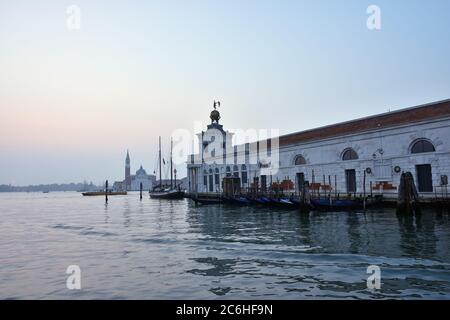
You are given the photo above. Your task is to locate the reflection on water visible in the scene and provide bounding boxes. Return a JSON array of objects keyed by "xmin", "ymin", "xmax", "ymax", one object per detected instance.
[
  {"xmin": 397, "ymin": 212, "xmax": 439, "ymax": 260},
  {"xmin": 0, "ymin": 192, "xmax": 449, "ymax": 299}
]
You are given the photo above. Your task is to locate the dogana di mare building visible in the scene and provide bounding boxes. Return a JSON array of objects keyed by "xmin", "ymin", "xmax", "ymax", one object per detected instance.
[{"xmin": 187, "ymin": 99, "xmax": 450, "ymax": 198}]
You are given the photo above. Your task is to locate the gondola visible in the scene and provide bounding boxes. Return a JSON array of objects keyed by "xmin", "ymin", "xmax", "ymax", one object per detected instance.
[
  {"xmin": 310, "ymin": 196, "xmax": 382, "ymax": 211},
  {"xmin": 245, "ymin": 196, "xmax": 271, "ymax": 205},
  {"xmin": 190, "ymin": 195, "xmax": 223, "ymax": 205},
  {"xmin": 225, "ymin": 196, "xmax": 252, "ymax": 206},
  {"xmin": 311, "ymin": 199, "xmax": 359, "ymax": 210},
  {"xmin": 271, "ymin": 198, "xmax": 298, "ymax": 210}
]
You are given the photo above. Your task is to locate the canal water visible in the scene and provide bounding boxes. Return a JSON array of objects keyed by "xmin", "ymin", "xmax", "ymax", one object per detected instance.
[{"xmin": 1, "ymin": 192, "xmax": 449, "ymax": 299}]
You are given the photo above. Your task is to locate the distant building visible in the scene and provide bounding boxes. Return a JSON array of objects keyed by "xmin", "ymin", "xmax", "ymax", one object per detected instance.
[
  {"xmin": 131, "ymin": 165, "xmax": 155, "ymax": 191},
  {"xmin": 125, "ymin": 150, "xmax": 131, "ymax": 190},
  {"xmin": 113, "ymin": 151, "xmax": 156, "ymax": 191},
  {"xmin": 187, "ymin": 99, "xmax": 450, "ymax": 197}
]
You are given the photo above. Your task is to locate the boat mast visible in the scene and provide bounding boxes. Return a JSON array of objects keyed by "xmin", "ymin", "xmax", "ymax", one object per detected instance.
[
  {"xmin": 159, "ymin": 136, "xmax": 162, "ymax": 188},
  {"xmin": 170, "ymin": 137, "xmax": 173, "ymax": 189}
]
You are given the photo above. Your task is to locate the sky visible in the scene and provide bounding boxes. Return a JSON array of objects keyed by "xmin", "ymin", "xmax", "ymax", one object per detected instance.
[{"xmin": 1, "ymin": 0, "xmax": 450, "ymax": 185}]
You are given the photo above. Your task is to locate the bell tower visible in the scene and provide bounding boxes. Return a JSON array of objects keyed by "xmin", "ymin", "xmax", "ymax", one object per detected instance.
[{"xmin": 125, "ymin": 150, "xmax": 131, "ymax": 190}]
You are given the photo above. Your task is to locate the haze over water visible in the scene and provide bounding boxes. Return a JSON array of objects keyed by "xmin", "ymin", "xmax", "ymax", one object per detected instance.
[{"xmin": 1, "ymin": 192, "xmax": 449, "ymax": 299}]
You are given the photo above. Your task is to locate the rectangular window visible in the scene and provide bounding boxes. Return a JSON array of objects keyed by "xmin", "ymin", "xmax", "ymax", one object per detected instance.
[{"xmin": 242, "ymin": 171, "xmax": 248, "ymax": 184}]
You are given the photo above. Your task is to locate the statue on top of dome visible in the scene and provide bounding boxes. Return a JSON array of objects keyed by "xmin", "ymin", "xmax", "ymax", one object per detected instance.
[{"xmin": 210, "ymin": 100, "xmax": 221, "ymax": 124}]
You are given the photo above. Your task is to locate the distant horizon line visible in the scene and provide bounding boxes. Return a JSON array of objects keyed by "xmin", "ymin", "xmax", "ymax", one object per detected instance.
[{"xmin": 0, "ymin": 177, "xmax": 188, "ymax": 188}]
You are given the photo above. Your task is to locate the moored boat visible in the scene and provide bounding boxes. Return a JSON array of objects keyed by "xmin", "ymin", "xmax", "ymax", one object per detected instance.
[
  {"xmin": 190, "ymin": 195, "xmax": 223, "ymax": 205},
  {"xmin": 82, "ymin": 191, "xmax": 127, "ymax": 196},
  {"xmin": 225, "ymin": 196, "xmax": 251, "ymax": 206},
  {"xmin": 310, "ymin": 196, "xmax": 382, "ymax": 211},
  {"xmin": 150, "ymin": 188, "xmax": 184, "ymax": 199},
  {"xmin": 271, "ymin": 198, "xmax": 298, "ymax": 210},
  {"xmin": 149, "ymin": 136, "xmax": 185, "ymax": 200}
]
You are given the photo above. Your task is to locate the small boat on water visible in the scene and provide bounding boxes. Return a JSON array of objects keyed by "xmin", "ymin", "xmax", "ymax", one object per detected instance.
[
  {"xmin": 150, "ymin": 187, "xmax": 184, "ymax": 199},
  {"xmin": 270, "ymin": 198, "xmax": 298, "ymax": 210},
  {"xmin": 82, "ymin": 191, "xmax": 127, "ymax": 196},
  {"xmin": 311, "ymin": 199, "xmax": 358, "ymax": 210},
  {"xmin": 190, "ymin": 195, "xmax": 224, "ymax": 205},
  {"xmin": 246, "ymin": 196, "xmax": 271, "ymax": 205},
  {"xmin": 225, "ymin": 196, "xmax": 251, "ymax": 206},
  {"xmin": 149, "ymin": 136, "xmax": 184, "ymax": 200},
  {"xmin": 311, "ymin": 196, "xmax": 382, "ymax": 211}
]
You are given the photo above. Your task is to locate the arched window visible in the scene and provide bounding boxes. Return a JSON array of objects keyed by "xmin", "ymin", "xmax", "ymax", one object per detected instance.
[
  {"xmin": 411, "ymin": 139, "xmax": 435, "ymax": 154},
  {"xmin": 294, "ymin": 155, "xmax": 306, "ymax": 165},
  {"xmin": 342, "ymin": 148, "xmax": 358, "ymax": 161},
  {"xmin": 226, "ymin": 166, "xmax": 231, "ymax": 177}
]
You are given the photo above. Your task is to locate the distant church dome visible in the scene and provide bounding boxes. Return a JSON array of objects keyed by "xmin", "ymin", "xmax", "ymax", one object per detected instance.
[
  {"xmin": 136, "ymin": 165, "xmax": 147, "ymax": 175},
  {"xmin": 210, "ymin": 109, "xmax": 220, "ymax": 123}
]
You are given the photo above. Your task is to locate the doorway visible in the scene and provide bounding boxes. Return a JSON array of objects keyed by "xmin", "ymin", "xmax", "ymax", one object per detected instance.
[
  {"xmin": 296, "ymin": 172, "xmax": 305, "ymax": 194},
  {"xmin": 416, "ymin": 164, "xmax": 433, "ymax": 192},
  {"xmin": 261, "ymin": 175, "xmax": 267, "ymax": 191},
  {"xmin": 345, "ymin": 169, "xmax": 356, "ymax": 193},
  {"xmin": 208, "ymin": 175, "xmax": 214, "ymax": 192}
]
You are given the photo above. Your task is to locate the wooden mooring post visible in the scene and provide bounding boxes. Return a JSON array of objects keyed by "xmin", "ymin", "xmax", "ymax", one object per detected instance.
[
  {"xmin": 363, "ymin": 169, "xmax": 367, "ymax": 210},
  {"xmin": 397, "ymin": 172, "xmax": 419, "ymax": 215},
  {"xmin": 334, "ymin": 175, "xmax": 337, "ymax": 199},
  {"xmin": 328, "ymin": 175, "xmax": 332, "ymax": 205},
  {"xmin": 105, "ymin": 180, "xmax": 109, "ymax": 204},
  {"xmin": 140, "ymin": 182, "xmax": 143, "ymax": 200}
]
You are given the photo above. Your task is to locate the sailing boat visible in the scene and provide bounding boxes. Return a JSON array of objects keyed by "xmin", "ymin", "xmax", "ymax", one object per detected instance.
[{"xmin": 149, "ymin": 136, "xmax": 185, "ymax": 199}]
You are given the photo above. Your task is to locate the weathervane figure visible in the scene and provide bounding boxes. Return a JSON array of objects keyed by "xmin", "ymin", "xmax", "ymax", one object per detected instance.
[{"xmin": 210, "ymin": 100, "xmax": 221, "ymax": 124}]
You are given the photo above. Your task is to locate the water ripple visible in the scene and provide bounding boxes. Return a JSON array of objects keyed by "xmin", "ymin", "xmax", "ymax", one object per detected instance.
[{"xmin": 0, "ymin": 192, "xmax": 449, "ymax": 299}]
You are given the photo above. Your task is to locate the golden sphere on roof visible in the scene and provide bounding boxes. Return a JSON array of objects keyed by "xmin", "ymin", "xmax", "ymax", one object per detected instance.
[{"xmin": 210, "ymin": 109, "xmax": 220, "ymax": 123}]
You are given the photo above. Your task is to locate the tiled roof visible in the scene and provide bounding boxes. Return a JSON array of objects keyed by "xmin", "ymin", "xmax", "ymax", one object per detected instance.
[{"xmin": 278, "ymin": 99, "xmax": 450, "ymax": 146}]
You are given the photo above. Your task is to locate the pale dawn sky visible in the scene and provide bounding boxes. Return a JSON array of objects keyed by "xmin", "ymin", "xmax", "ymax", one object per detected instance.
[{"xmin": 1, "ymin": 0, "xmax": 450, "ymax": 185}]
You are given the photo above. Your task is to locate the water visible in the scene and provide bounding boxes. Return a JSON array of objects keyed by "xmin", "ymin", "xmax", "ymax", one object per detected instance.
[{"xmin": 1, "ymin": 192, "xmax": 449, "ymax": 300}]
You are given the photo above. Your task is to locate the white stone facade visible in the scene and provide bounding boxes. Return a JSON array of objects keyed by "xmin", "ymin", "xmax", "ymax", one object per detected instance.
[
  {"xmin": 187, "ymin": 100, "xmax": 450, "ymax": 198},
  {"xmin": 276, "ymin": 118, "xmax": 449, "ymax": 197}
]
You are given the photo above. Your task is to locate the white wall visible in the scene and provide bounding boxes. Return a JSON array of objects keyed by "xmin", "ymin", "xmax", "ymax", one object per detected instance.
[{"xmin": 188, "ymin": 117, "xmax": 450, "ymax": 196}]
